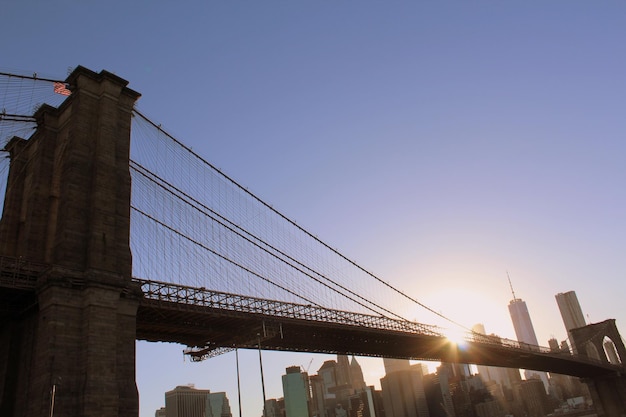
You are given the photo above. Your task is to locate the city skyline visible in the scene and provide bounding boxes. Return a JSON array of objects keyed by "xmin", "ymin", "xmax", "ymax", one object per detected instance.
[
  {"xmin": 147, "ymin": 283, "xmax": 612, "ymax": 415},
  {"xmin": 141, "ymin": 283, "xmax": 609, "ymax": 413},
  {"xmin": 155, "ymin": 347, "xmax": 590, "ymax": 417},
  {"xmin": 2, "ymin": 2, "xmax": 626, "ymax": 417}
]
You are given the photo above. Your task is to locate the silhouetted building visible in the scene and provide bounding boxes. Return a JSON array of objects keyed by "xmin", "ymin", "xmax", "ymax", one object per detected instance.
[
  {"xmin": 334, "ymin": 355, "xmax": 355, "ymax": 401},
  {"xmin": 547, "ymin": 337, "xmax": 588, "ymax": 402},
  {"xmin": 347, "ymin": 386, "xmax": 384, "ymax": 417},
  {"xmin": 283, "ymin": 366, "xmax": 311, "ymax": 417},
  {"xmin": 450, "ymin": 384, "xmax": 472, "ymax": 417},
  {"xmin": 548, "ymin": 337, "xmax": 560, "ymax": 351},
  {"xmin": 473, "ymin": 324, "xmax": 522, "ymax": 391},
  {"xmin": 265, "ymin": 398, "xmax": 285, "ymax": 417},
  {"xmin": 350, "ymin": 356, "xmax": 367, "ymax": 392},
  {"xmin": 310, "ymin": 358, "xmax": 380, "ymax": 417},
  {"xmin": 165, "ymin": 385, "xmax": 233, "ymax": 417},
  {"xmin": 507, "ymin": 289, "xmax": 549, "ymax": 392},
  {"xmin": 317, "ymin": 359, "xmax": 346, "ymax": 415},
  {"xmin": 318, "ymin": 360, "xmax": 340, "ymax": 402},
  {"xmin": 383, "ymin": 358, "xmax": 411, "ymax": 374},
  {"xmin": 518, "ymin": 378, "xmax": 552, "ymax": 416},
  {"xmin": 556, "ymin": 291, "xmax": 586, "ymax": 353},
  {"xmin": 206, "ymin": 392, "xmax": 232, "ymax": 417},
  {"xmin": 310, "ymin": 374, "xmax": 328, "ymax": 417},
  {"xmin": 561, "ymin": 339, "xmax": 571, "ymax": 352},
  {"xmin": 423, "ymin": 372, "xmax": 454, "ymax": 417},
  {"xmin": 556, "ymin": 291, "xmax": 586, "ymax": 331},
  {"xmin": 508, "ymin": 298, "xmax": 539, "ymax": 347},
  {"xmin": 435, "ymin": 364, "xmax": 456, "ymax": 417},
  {"xmin": 336, "ymin": 355, "xmax": 351, "ymax": 386},
  {"xmin": 474, "ymin": 399, "xmax": 503, "ymax": 417},
  {"xmin": 381, "ymin": 364, "xmax": 429, "ymax": 417},
  {"xmin": 165, "ymin": 385, "xmax": 210, "ymax": 417},
  {"xmin": 314, "ymin": 355, "xmax": 368, "ymax": 415}
]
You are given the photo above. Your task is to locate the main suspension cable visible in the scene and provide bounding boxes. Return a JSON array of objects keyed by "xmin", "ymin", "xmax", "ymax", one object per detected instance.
[
  {"xmin": 132, "ymin": 109, "xmax": 467, "ymax": 330},
  {"xmin": 131, "ymin": 161, "xmax": 412, "ymax": 322}
]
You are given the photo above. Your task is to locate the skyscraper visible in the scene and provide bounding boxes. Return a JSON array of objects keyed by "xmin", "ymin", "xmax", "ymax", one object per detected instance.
[
  {"xmin": 556, "ymin": 290, "xmax": 586, "ymax": 353},
  {"xmin": 336, "ymin": 355, "xmax": 352, "ymax": 390},
  {"xmin": 383, "ymin": 358, "xmax": 411, "ymax": 374},
  {"xmin": 508, "ymin": 298, "xmax": 539, "ymax": 347},
  {"xmin": 507, "ymin": 275, "xmax": 549, "ymax": 392},
  {"xmin": 350, "ymin": 356, "xmax": 367, "ymax": 391},
  {"xmin": 348, "ymin": 386, "xmax": 385, "ymax": 417},
  {"xmin": 518, "ymin": 379, "xmax": 551, "ymax": 416},
  {"xmin": 164, "ymin": 385, "xmax": 233, "ymax": 417},
  {"xmin": 165, "ymin": 385, "xmax": 210, "ymax": 417},
  {"xmin": 206, "ymin": 392, "xmax": 232, "ymax": 417},
  {"xmin": 282, "ymin": 366, "xmax": 311, "ymax": 417},
  {"xmin": 309, "ymin": 374, "xmax": 328, "ymax": 417},
  {"xmin": 380, "ymin": 363, "xmax": 430, "ymax": 417},
  {"xmin": 317, "ymin": 360, "xmax": 339, "ymax": 400},
  {"xmin": 264, "ymin": 399, "xmax": 284, "ymax": 417},
  {"xmin": 556, "ymin": 291, "xmax": 586, "ymax": 332}
]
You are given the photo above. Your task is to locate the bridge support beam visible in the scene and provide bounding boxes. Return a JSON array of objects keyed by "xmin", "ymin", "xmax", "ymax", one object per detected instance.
[{"xmin": 0, "ymin": 67, "xmax": 141, "ymax": 417}]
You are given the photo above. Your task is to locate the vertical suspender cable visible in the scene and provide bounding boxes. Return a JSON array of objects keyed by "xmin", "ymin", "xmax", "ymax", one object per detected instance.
[
  {"xmin": 49, "ymin": 384, "xmax": 56, "ymax": 417},
  {"xmin": 258, "ymin": 334, "xmax": 268, "ymax": 417},
  {"xmin": 236, "ymin": 348, "xmax": 243, "ymax": 417}
]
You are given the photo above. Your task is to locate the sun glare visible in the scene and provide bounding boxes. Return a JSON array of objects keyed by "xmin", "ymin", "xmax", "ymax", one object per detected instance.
[
  {"xmin": 417, "ymin": 285, "xmax": 513, "ymax": 340},
  {"xmin": 444, "ymin": 327, "xmax": 468, "ymax": 348}
]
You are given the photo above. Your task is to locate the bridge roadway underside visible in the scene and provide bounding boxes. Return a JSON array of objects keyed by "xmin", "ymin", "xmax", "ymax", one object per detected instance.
[
  {"xmin": 136, "ymin": 298, "xmax": 616, "ymax": 379},
  {"xmin": 1, "ymin": 274, "xmax": 618, "ymax": 380}
]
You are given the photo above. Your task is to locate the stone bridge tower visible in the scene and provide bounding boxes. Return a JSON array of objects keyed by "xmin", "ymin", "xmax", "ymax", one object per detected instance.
[
  {"xmin": 571, "ymin": 320, "xmax": 626, "ymax": 416},
  {"xmin": 0, "ymin": 67, "xmax": 141, "ymax": 417}
]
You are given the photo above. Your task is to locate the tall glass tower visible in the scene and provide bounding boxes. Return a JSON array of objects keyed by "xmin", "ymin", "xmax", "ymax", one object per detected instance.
[
  {"xmin": 555, "ymin": 290, "xmax": 586, "ymax": 354},
  {"xmin": 383, "ymin": 358, "xmax": 411, "ymax": 374},
  {"xmin": 508, "ymin": 298, "xmax": 539, "ymax": 346},
  {"xmin": 507, "ymin": 274, "xmax": 549, "ymax": 392},
  {"xmin": 282, "ymin": 366, "xmax": 311, "ymax": 417},
  {"xmin": 556, "ymin": 291, "xmax": 586, "ymax": 332}
]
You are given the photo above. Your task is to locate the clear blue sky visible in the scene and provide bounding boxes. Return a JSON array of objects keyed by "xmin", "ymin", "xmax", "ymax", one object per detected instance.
[{"xmin": 2, "ymin": 1, "xmax": 626, "ymax": 416}]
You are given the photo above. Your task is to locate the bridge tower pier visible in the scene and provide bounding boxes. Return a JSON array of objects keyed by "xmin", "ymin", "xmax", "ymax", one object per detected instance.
[
  {"xmin": 571, "ymin": 320, "xmax": 626, "ymax": 416},
  {"xmin": 0, "ymin": 67, "xmax": 141, "ymax": 417}
]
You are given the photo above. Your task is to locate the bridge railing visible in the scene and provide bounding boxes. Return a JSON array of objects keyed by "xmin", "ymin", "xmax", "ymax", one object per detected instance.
[
  {"xmin": 466, "ymin": 329, "xmax": 620, "ymax": 370},
  {"xmin": 134, "ymin": 277, "xmax": 444, "ymax": 337},
  {"xmin": 467, "ymin": 331, "xmax": 552, "ymax": 354}
]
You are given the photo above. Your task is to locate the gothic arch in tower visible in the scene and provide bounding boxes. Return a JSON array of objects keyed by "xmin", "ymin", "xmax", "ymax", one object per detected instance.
[{"xmin": 571, "ymin": 319, "xmax": 626, "ymax": 366}]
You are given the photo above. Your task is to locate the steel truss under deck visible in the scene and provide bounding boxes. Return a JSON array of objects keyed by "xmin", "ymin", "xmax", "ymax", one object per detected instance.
[{"xmin": 0, "ymin": 256, "xmax": 622, "ymax": 377}]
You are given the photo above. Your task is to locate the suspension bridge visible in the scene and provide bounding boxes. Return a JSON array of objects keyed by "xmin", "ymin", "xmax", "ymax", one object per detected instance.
[{"xmin": 1, "ymin": 67, "xmax": 625, "ymax": 417}]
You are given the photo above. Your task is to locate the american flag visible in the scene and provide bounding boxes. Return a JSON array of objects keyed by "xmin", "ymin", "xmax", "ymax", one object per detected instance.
[{"xmin": 53, "ymin": 82, "xmax": 71, "ymax": 96}]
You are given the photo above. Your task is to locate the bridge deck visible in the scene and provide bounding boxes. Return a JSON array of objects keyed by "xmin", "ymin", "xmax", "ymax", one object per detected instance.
[
  {"xmin": 0, "ymin": 259, "xmax": 621, "ymax": 379},
  {"xmin": 135, "ymin": 279, "xmax": 620, "ymax": 378}
]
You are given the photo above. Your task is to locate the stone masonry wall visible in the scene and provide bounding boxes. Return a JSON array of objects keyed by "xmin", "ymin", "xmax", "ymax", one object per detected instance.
[{"xmin": 0, "ymin": 66, "xmax": 142, "ymax": 417}]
